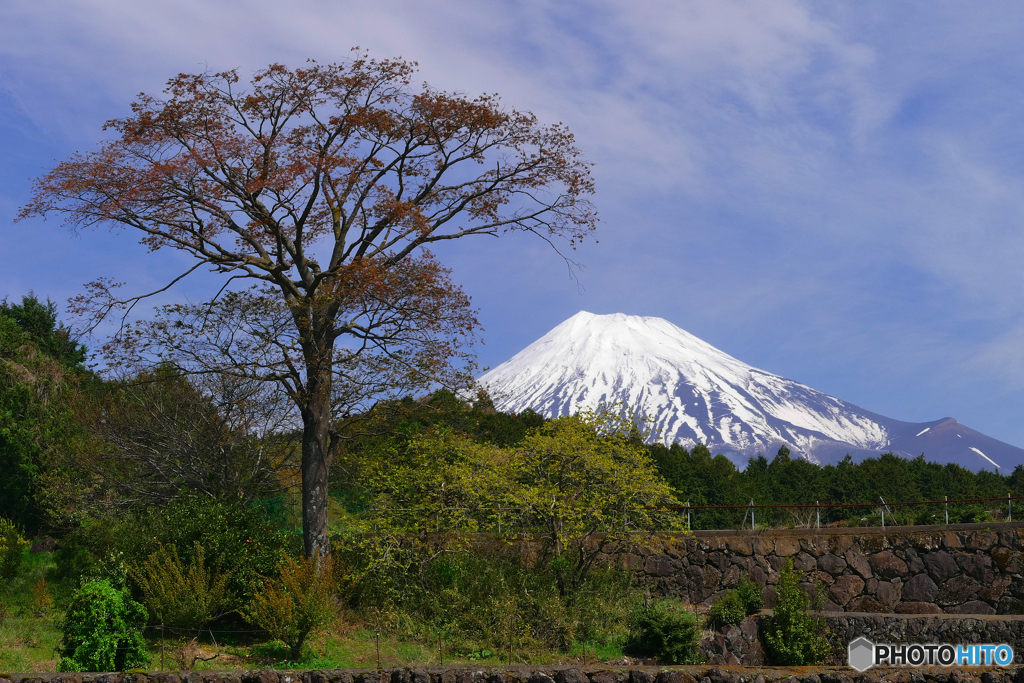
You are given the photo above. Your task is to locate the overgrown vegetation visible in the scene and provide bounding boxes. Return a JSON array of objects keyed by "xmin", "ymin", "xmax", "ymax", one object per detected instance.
[
  {"xmin": 56, "ymin": 580, "xmax": 148, "ymax": 672},
  {"xmin": 763, "ymin": 559, "xmax": 831, "ymax": 666},
  {"xmin": 626, "ymin": 599, "xmax": 702, "ymax": 664},
  {"xmin": 1, "ymin": 290, "xmax": 1019, "ymax": 672},
  {"xmin": 707, "ymin": 576, "xmax": 763, "ymax": 629}
]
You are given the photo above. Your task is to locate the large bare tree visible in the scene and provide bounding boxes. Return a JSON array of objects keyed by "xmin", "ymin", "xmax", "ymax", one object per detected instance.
[{"xmin": 19, "ymin": 55, "xmax": 597, "ymax": 558}]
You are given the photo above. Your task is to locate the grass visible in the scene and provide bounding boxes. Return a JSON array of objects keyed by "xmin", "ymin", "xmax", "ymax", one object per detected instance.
[
  {"xmin": 0, "ymin": 549, "xmax": 648, "ymax": 672},
  {"xmin": 0, "ymin": 544, "xmax": 700, "ymax": 671}
]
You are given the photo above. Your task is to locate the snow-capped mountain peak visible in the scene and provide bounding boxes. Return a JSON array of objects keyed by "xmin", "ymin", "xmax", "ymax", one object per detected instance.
[{"xmin": 478, "ymin": 312, "xmax": 1024, "ymax": 470}]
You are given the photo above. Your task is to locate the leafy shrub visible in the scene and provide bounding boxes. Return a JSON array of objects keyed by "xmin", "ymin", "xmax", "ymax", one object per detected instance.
[
  {"xmin": 114, "ymin": 495, "xmax": 292, "ymax": 610},
  {"xmin": 57, "ymin": 580, "xmax": 149, "ymax": 672},
  {"xmin": 626, "ymin": 599, "xmax": 702, "ymax": 664},
  {"xmin": 763, "ymin": 558, "xmax": 831, "ymax": 665},
  {"xmin": 708, "ymin": 590, "xmax": 746, "ymax": 629},
  {"xmin": 345, "ymin": 548, "xmax": 637, "ymax": 657},
  {"xmin": 128, "ymin": 541, "xmax": 232, "ymax": 628},
  {"xmin": 0, "ymin": 517, "xmax": 30, "ymax": 579},
  {"xmin": 242, "ymin": 550, "xmax": 339, "ymax": 661},
  {"xmin": 31, "ymin": 578, "xmax": 54, "ymax": 617},
  {"xmin": 736, "ymin": 575, "xmax": 764, "ymax": 613},
  {"xmin": 708, "ymin": 576, "xmax": 763, "ymax": 629}
]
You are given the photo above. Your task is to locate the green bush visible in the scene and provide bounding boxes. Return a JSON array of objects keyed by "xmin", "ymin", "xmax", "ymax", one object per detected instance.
[
  {"xmin": 626, "ymin": 600, "xmax": 702, "ymax": 665},
  {"xmin": 736, "ymin": 575, "xmax": 764, "ymax": 614},
  {"xmin": 708, "ymin": 590, "xmax": 746, "ymax": 629},
  {"xmin": 242, "ymin": 550, "xmax": 339, "ymax": 661},
  {"xmin": 708, "ymin": 576, "xmax": 763, "ymax": 629},
  {"xmin": 100, "ymin": 496, "xmax": 292, "ymax": 610},
  {"xmin": 344, "ymin": 548, "xmax": 637, "ymax": 658},
  {"xmin": 763, "ymin": 558, "xmax": 831, "ymax": 665},
  {"xmin": 0, "ymin": 517, "xmax": 30, "ymax": 579},
  {"xmin": 128, "ymin": 541, "xmax": 232, "ymax": 629},
  {"xmin": 57, "ymin": 580, "xmax": 149, "ymax": 672}
]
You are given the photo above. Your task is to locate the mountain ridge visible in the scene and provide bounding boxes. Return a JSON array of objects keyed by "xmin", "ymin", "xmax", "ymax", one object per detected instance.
[{"xmin": 478, "ymin": 311, "xmax": 1024, "ymax": 471}]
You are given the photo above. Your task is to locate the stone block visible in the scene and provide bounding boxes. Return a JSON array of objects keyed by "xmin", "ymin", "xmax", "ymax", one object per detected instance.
[
  {"xmin": 554, "ymin": 670, "xmax": 587, "ymax": 683},
  {"xmin": 644, "ymin": 554, "xmax": 676, "ymax": 577},
  {"xmin": 818, "ymin": 553, "xmax": 847, "ymax": 576},
  {"xmin": 775, "ymin": 537, "xmax": 801, "ymax": 556},
  {"xmin": 844, "ymin": 548, "xmax": 873, "ymax": 579},
  {"xmin": 876, "ymin": 580, "xmax": 901, "ymax": 607},
  {"xmin": 707, "ymin": 552, "xmax": 729, "ymax": 571},
  {"xmin": 902, "ymin": 573, "xmax": 939, "ymax": 603},
  {"xmin": 868, "ymin": 551, "xmax": 908, "ymax": 579},
  {"xmin": 945, "ymin": 599, "xmax": 996, "ymax": 615},
  {"xmin": 829, "ymin": 574, "xmax": 865, "ymax": 607},
  {"xmin": 725, "ymin": 537, "xmax": 752, "ymax": 555},
  {"xmin": 794, "ymin": 553, "xmax": 816, "ymax": 573},
  {"xmin": 924, "ymin": 551, "xmax": 959, "ymax": 582},
  {"xmin": 937, "ymin": 574, "xmax": 981, "ymax": 606},
  {"xmin": 848, "ymin": 596, "xmax": 888, "ymax": 613}
]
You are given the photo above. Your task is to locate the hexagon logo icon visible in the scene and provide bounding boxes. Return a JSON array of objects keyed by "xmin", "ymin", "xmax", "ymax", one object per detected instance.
[{"xmin": 848, "ymin": 637, "xmax": 874, "ymax": 672}]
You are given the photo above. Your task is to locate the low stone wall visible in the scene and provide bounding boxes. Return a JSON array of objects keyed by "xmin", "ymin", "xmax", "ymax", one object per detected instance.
[
  {"xmin": 8, "ymin": 665, "xmax": 1024, "ymax": 683},
  {"xmin": 701, "ymin": 614, "xmax": 1024, "ymax": 667},
  {"xmin": 617, "ymin": 523, "xmax": 1024, "ymax": 615}
]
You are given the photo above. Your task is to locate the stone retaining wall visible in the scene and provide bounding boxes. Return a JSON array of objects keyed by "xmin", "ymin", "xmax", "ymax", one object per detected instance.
[
  {"xmin": 702, "ymin": 614, "xmax": 1024, "ymax": 666},
  {"xmin": 7, "ymin": 665, "xmax": 1024, "ymax": 683},
  {"xmin": 618, "ymin": 523, "xmax": 1024, "ymax": 615}
]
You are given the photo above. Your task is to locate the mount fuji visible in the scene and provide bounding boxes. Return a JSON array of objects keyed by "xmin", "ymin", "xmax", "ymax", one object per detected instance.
[{"xmin": 478, "ymin": 311, "xmax": 1024, "ymax": 471}]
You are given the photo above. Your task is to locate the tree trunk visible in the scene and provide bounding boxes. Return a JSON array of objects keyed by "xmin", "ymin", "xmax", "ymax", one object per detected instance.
[{"xmin": 301, "ymin": 340, "xmax": 334, "ymax": 560}]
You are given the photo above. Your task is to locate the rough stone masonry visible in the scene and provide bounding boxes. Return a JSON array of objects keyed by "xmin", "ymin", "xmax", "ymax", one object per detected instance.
[{"xmin": 616, "ymin": 522, "xmax": 1024, "ymax": 615}]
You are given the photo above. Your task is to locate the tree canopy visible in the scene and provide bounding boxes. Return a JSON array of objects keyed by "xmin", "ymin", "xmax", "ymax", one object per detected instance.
[{"xmin": 20, "ymin": 54, "xmax": 597, "ymax": 557}]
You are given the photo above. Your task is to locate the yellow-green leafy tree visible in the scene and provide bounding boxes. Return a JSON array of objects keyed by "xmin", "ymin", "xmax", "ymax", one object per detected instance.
[{"xmin": 501, "ymin": 405, "xmax": 683, "ymax": 596}]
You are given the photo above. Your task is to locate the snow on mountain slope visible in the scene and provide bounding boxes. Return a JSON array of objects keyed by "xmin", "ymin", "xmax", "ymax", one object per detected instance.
[{"xmin": 478, "ymin": 312, "xmax": 1024, "ymax": 470}]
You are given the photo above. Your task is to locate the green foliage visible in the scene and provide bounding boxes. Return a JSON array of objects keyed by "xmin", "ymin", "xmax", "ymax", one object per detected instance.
[
  {"xmin": 736, "ymin": 575, "xmax": 764, "ymax": 614},
  {"xmin": 763, "ymin": 559, "xmax": 831, "ymax": 666},
  {"xmin": 626, "ymin": 599, "xmax": 702, "ymax": 664},
  {"xmin": 650, "ymin": 440, "xmax": 1019, "ymax": 528},
  {"xmin": 0, "ymin": 295, "xmax": 87, "ymax": 370},
  {"xmin": 707, "ymin": 590, "xmax": 746, "ymax": 629},
  {"xmin": 708, "ymin": 577, "xmax": 761, "ymax": 629},
  {"xmin": 114, "ymin": 496, "xmax": 292, "ymax": 610},
  {"xmin": 242, "ymin": 550, "xmax": 339, "ymax": 661},
  {"xmin": 127, "ymin": 542, "xmax": 232, "ymax": 628},
  {"xmin": 0, "ymin": 294, "xmax": 92, "ymax": 533},
  {"xmin": 503, "ymin": 405, "xmax": 683, "ymax": 595},
  {"xmin": 0, "ymin": 518, "xmax": 30, "ymax": 579},
  {"xmin": 57, "ymin": 580, "xmax": 149, "ymax": 672},
  {"xmin": 345, "ymin": 548, "xmax": 639, "ymax": 658}
]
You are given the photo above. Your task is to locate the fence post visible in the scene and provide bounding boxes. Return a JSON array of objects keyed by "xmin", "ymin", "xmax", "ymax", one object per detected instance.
[
  {"xmin": 750, "ymin": 499, "xmax": 755, "ymax": 531},
  {"xmin": 816, "ymin": 501, "xmax": 820, "ymax": 529},
  {"xmin": 945, "ymin": 496, "xmax": 948, "ymax": 526},
  {"xmin": 686, "ymin": 500, "xmax": 691, "ymax": 530}
]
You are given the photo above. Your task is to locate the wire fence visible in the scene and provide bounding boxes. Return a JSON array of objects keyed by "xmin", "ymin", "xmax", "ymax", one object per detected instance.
[
  {"xmin": 658, "ymin": 493, "xmax": 1022, "ymax": 531},
  {"xmin": 355, "ymin": 494, "xmax": 1023, "ymax": 533}
]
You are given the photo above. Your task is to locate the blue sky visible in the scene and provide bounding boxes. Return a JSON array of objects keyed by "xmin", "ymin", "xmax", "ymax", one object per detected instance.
[{"xmin": 4, "ymin": 1, "xmax": 1024, "ymax": 448}]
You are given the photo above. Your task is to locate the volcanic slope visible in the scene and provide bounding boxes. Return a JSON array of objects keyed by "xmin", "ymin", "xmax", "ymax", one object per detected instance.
[{"xmin": 477, "ymin": 311, "xmax": 1024, "ymax": 471}]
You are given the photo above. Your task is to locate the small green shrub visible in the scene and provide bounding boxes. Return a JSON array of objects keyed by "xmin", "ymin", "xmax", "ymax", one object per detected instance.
[
  {"xmin": 708, "ymin": 590, "xmax": 746, "ymax": 629},
  {"xmin": 708, "ymin": 576, "xmax": 763, "ymax": 629},
  {"xmin": 115, "ymin": 495, "xmax": 292, "ymax": 610},
  {"xmin": 128, "ymin": 541, "xmax": 232, "ymax": 629},
  {"xmin": 242, "ymin": 550, "xmax": 339, "ymax": 661},
  {"xmin": 57, "ymin": 580, "xmax": 149, "ymax": 672},
  {"xmin": 626, "ymin": 599, "xmax": 702, "ymax": 665},
  {"xmin": 0, "ymin": 517, "xmax": 30, "ymax": 579},
  {"xmin": 763, "ymin": 558, "xmax": 831, "ymax": 665},
  {"xmin": 736, "ymin": 575, "xmax": 764, "ymax": 613}
]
